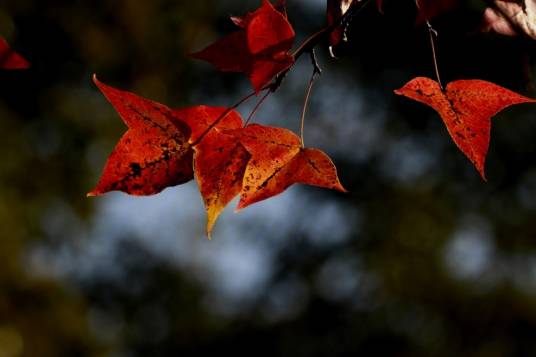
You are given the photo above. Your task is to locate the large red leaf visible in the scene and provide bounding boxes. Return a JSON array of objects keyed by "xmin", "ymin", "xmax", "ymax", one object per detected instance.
[
  {"xmin": 174, "ymin": 106, "xmax": 250, "ymax": 236},
  {"xmin": 89, "ymin": 76, "xmax": 194, "ymax": 196},
  {"xmin": 395, "ymin": 77, "xmax": 536, "ymax": 179},
  {"xmin": 0, "ymin": 37, "xmax": 30, "ymax": 70},
  {"xmin": 236, "ymin": 124, "xmax": 346, "ymax": 209},
  {"xmin": 191, "ymin": 0, "xmax": 295, "ymax": 92}
]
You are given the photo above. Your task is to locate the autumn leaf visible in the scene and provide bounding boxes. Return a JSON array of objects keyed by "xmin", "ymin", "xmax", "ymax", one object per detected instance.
[
  {"xmin": 327, "ymin": 0, "xmax": 357, "ymax": 51},
  {"xmin": 191, "ymin": 0, "xmax": 295, "ymax": 92},
  {"xmin": 481, "ymin": 0, "xmax": 536, "ymax": 39},
  {"xmin": 395, "ymin": 77, "xmax": 536, "ymax": 179},
  {"xmin": 89, "ymin": 75, "xmax": 194, "ymax": 196},
  {"xmin": 0, "ymin": 36, "xmax": 30, "ymax": 70},
  {"xmin": 376, "ymin": 0, "xmax": 459, "ymax": 24},
  {"xmin": 413, "ymin": 0, "xmax": 459, "ymax": 24},
  {"xmin": 327, "ymin": 0, "xmax": 458, "ymax": 54},
  {"xmin": 236, "ymin": 124, "xmax": 346, "ymax": 210},
  {"xmin": 174, "ymin": 106, "xmax": 250, "ymax": 236}
]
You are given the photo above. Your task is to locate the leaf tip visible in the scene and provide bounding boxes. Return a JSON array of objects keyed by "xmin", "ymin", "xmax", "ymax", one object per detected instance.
[
  {"xmin": 206, "ymin": 216, "xmax": 217, "ymax": 240},
  {"xmin": 92, "ymin": 74, "xmax": 107, "ymax": 92},
  {"xmin": 472, "ymin": 160, "xmax": 487, "ymax": 182},
  {"xmin": 235, "ymin": 200, "xmax": 248, "ymax": 212},
  {"xmin": 337, "ymin": 183, "xmax": 349, "ymax": 193},
  {"xmin": 205, "ymin": 203, "xmax": 230, "ymax": 240},
  {"xmin": 479, "ymin": 169, "xmax": 487, "ymax": 182}
]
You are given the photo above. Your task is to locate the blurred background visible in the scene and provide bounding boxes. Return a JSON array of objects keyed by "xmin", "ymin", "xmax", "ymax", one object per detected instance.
[{"xmin": 1, "ymin": 0, "xmax": 536, "ymax": 356}]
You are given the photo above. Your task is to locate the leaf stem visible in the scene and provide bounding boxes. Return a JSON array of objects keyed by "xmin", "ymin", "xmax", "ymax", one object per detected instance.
[
  {"xmin": 415, "ymin": 0, "xmax": 443, "ymax": 90},
  {"xmin": 427, "ymin": 20, "xmax": 443, "ymax": 90},
  {"xmin": 244, "ymin": 90, "xmax": 272, "ymax": 126},
  {"xmin": 300, "ymin": 51, "xmax": 322, "ymax": 148}
]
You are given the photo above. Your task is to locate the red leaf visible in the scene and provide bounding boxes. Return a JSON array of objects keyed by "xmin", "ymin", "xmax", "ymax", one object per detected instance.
[
  {"xmin": 328, "ymin": 0, "xmax": 458, "ymax": 50},
  {"xmin": 191, "ymin": 0, "xmax": 295, "ymax": 92},
  {"xmin": 0, "ymin": 37, "xmax": 30, "ymax": 70},
  {"xmin": 174, "ymin": 106, "xmax": 250, "ymax": 236},
  {"xmin": 89, "ymin": 76, "xmax": 194, "ymax": 196},
  {"xmin": 236, "ymin": 124, "xmax": 346, "ymax": 210},
  {"xmin": 376, "ymin": 0, "xmax": 459, "ymax": 24},
  {"xmin": 327, "ymin": 0, "xmax": 357, "ymax": 50},
  {"xmin": 414, "ymin": 0, "xmax": 459, "ymax": 24},
  {"xmin": 395, "ymin": 77, "xmax": 536, "ymax": 179}
]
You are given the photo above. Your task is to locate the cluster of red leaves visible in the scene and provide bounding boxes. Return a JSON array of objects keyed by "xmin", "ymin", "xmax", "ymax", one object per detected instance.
[
  {"xmin": 90, "ymin": 0, "xmax": 536, "ymax": 237},
  {"xmin": 0, "ymin": 37, "xmax": 30, "ymax": 70},
  {"xmin": 89, "ymin": 76, "xmax": 345, "ymax": 236},
  {"xmin": 90, "ymin": 0, "xmax": 348, "ymax": 237}
]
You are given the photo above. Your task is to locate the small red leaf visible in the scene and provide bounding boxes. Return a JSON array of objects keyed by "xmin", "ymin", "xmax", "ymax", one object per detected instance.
[
  {"xmin": 237, "ymin": 124, "xmax": 346, "ymax": 210},
  {"xmin": 395, "ymin": 77, "xmax": 536, "ymax": 179},
  {"xmin": 375, "ymin": 0, "xmax": 459, "ymax": 24},
  {"xmin": 327, "ymin": 0, "xmax": 357, "ymax": 50},
  {"xmin": 89, "ymin": 75, "xmax": 194, "ymax": 196},
  {"xmin": 0, "ymin": 37, "xmax": 30, "ymax": 70},
  {"xmin": 414, "ymin": 0, "xmax": 459, "ymax": 24},
  {"xmin": 191, "ymin": 0, "xmax": 295, "ymax": 92}
]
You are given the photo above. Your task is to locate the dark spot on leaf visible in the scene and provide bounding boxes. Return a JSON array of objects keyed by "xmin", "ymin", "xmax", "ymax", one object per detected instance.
[{"xmin": 130, "ymin": 162, "xmax": 142, "ymax": 177}]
